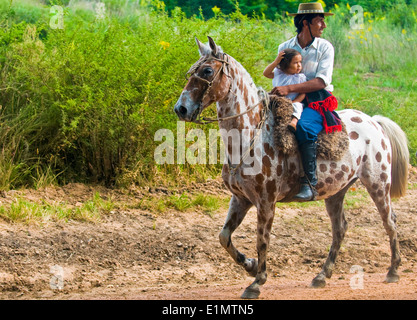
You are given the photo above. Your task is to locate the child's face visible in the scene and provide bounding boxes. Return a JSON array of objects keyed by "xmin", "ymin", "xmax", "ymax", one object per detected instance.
[{"xmin": 286, "ymin": 54, "xmax": 302, "ymax": 75}]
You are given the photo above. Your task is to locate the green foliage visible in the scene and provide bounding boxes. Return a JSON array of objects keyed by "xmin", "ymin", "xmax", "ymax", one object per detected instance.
[
  {"xmin": 162, "ymin": 0, "xmax": 417, "ymax": 25},
  {"xmin": 0, "ymin": 0, "xmax": 415, "ymax": 191},
  {"xmin": 0, "ymin": 191, "xmax": 114, "ymax": 224}
]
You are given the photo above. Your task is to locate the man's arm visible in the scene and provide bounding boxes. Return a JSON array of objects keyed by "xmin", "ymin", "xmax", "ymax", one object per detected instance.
[{"xmin": 270, "ymin": 77, "xmax": 326, "ymax": 96}]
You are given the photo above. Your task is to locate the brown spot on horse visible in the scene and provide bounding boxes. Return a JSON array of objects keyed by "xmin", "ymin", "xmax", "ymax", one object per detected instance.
[
  {"xmin": 349, "ymin": 131, "xmax": 359, "ymax": 140},
  {"xmin": 351, "ymin": 117, "xmax": 363, "ymax": 123}
]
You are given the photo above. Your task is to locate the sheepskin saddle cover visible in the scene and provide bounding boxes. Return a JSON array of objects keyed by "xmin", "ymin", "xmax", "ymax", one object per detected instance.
[{"xmin": 269, "ymin": 95, "xmax": 349, "ymax": 160}]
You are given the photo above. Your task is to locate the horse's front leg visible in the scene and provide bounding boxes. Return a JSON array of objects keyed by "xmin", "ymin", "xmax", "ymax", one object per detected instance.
[
  {"xmin": 219, "ymin": 195, "xmax": 257, "ymax": 276},
  {"xmin": 241, "ymin": 203, "xmax": 275, "ymax": 299}
]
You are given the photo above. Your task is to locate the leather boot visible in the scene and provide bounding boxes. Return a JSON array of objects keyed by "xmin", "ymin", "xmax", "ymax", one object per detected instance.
[{"xmin": 293, "ymin": 141, "xmax": 318, "ymax": 201}]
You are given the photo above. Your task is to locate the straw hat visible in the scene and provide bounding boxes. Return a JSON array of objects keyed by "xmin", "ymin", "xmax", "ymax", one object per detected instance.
[{"xmin": 288, "ymin": 2, "xmax": 334, "ymax": 16}]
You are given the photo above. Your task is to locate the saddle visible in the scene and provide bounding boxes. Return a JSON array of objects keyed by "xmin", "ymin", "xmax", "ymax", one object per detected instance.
[{"xmin": 269, "ymin": 95, "xmax": 349, "ymax": 160}]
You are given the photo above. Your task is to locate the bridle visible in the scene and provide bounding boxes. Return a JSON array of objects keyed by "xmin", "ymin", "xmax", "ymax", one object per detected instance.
[
  {"xmin": 185, "ymin": 52, "xmax": 271, "ymax": 175},
  {"xmin": 185, "ymin": 52, "xmax": 268, "ymax": 125}
]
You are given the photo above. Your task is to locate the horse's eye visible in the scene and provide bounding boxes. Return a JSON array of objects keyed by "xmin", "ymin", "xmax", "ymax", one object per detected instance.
[{"xmin": 203, "ymin": 67, "xmax": 213, "ymax": 76}]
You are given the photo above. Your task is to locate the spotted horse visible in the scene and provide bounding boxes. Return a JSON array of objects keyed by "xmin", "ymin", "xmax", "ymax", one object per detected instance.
[{"xmin": 173, "ymin": 37, "xmax": 409, "ymax": 299}]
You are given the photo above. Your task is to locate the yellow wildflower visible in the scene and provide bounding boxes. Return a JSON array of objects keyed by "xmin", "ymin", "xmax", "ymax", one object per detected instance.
[
  {"xmin": 402, "ymin": 29, "xmax": 407, "ymax": 35},
  {"xmin": 346, "ymin": 3, "xmax": 351, "ymax": 10},
  {"xmin": 159, "ymin": 41, "xmax": 170, "ymax": 50},
  {"xmin": 212, "ymin": 6, "xmax": 221, "ymax": 15}
]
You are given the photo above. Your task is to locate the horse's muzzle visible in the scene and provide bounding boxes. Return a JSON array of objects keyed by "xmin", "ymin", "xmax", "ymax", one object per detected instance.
[
  {"xmin": 174, "ymin": 104, "xmax": 188, "ymax": 120},
  {"xmin": 174, "ymin": 91, "xmax": 200, "ymax": 122}
]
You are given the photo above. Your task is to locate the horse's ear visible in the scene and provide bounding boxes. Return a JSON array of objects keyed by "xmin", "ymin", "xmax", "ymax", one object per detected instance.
[
  {"xmin": 196, "ymin": 37, "xmax": 209, "ymax": 56},
  {"xmin": 207, "ymin": 36, "xmax": 218, "ymax": 57}
]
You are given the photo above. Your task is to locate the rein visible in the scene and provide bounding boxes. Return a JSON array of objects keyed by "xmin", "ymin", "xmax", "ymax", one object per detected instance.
[
  {"xmin": 186, "ymin": 53, "xmax": 270, "ymax": 175},
  {"xmin": 193, "ymin": 100, "xmax": 265, "ymax": 125},
  {"xmin": 228, "ymin": 90, "xmax": 270, "ymax": 176}
]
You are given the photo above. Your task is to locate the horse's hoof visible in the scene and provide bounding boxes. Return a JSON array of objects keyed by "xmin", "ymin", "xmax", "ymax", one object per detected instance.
[
  {"xmin": 244, "ymin": 258, "xmax": 258, "ymax": 278},
  {"xmin": 310, "ymin": 276, "xmax": 326, "ymax": 288},
  {"xmin": 384, "ymin": 273, "xmax": 399, "ymax": 283},
  {"xmin": 241, "ymin": 287, "xmax": 260, "ymax": 299}
]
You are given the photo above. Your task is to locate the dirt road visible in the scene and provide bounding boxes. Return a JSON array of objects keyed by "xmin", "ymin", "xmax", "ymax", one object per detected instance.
[{"xmin": 0, "ymin": 172, "xmax": 416, "ymax": 300}]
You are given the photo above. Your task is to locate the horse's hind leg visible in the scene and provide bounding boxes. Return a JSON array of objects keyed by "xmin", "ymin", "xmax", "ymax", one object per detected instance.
[
  {"xmin": 311, "ymin": 180, "xmax": 356, "ymax": 288},
  {"xmin": 383, "ymin": 207, "xmax": 401, "ymax": 283},
  {"xmin": 219, "ymin": 195, "xmax": 257, "ymax": 277},
  {"xmin": 362, "ymin": 181, "xmax": 400, "ymax": 283}
]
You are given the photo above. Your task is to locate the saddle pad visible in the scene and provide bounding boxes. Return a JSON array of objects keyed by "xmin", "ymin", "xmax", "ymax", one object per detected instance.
[{"xmin": 270, "ymin": 95, "xmax": 349, "ymax": 160}]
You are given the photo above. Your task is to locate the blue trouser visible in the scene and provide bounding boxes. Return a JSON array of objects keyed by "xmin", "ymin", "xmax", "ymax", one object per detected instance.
[{"xmin": 294, "ymin": 107, "xmax": 323, "ymax": 146}]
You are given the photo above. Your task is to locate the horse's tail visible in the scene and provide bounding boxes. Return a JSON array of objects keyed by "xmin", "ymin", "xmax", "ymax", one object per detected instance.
[{"xmin": 373, "ymin": 115, "xmax": 409, "ymax": 198}]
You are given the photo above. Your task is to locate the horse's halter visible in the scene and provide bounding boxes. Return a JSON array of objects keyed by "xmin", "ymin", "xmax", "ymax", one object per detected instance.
[
  {"xmin": 185, "ymin": 52, "xmax": 268, "ymax": 125},
  {"xmin": 185, "ymin": 52, "xmax": 231, "ymax": 123}
]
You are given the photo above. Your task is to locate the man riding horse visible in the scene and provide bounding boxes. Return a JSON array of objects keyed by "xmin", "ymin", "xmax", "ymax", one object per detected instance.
[
  {"xmin": 174, "ymin": 2, "xmax": 409, "ymax": 299},
  {"xmin": 271, "ymin": 2, "xmax": 340, "ymax": 202}
]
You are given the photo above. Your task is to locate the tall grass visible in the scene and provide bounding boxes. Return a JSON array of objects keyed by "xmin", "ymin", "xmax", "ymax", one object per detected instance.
[{"xmin": 0, "ymin": 0, "xmax": 415, "ymax": 191}]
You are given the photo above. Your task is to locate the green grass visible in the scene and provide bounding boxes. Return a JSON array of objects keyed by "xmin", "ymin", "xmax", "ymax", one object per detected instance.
[
  {"xmin": 275, "ymin": 187, "xmax": 374, "ymax": 211},
  {"xmin": 132, "ymin": 192, "xmax": 229, "ymax": 216},
  {"xmin": 408, "ymin": 182, "xmax": 417, "ymax": 190},
  {"xmin": 0, "ymin": 192, "xmax": 114, "ymax": 225},
  {"xmin": 343, "ymin": 187, "xmax": 372, "ymax": 209}
]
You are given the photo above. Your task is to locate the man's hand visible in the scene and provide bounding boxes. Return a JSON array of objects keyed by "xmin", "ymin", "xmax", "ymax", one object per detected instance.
[
  {"xmin": 270, "ymin": 78, "xmax": 327, "ymax": 96},
  {"xmin": 270, "ymin": 86, "xmax": 290, "ymax": 96}
]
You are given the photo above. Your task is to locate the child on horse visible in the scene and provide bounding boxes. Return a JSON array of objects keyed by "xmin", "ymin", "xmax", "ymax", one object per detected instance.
[{"xmin": 263, "ymin": 48, "xmax": 307, "ymax": 133}]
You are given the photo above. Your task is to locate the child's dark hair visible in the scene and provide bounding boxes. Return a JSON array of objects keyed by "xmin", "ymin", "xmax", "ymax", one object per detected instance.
[{"xmin": 279, "ymin": 48, "xmax": 301, "ymax": 72}]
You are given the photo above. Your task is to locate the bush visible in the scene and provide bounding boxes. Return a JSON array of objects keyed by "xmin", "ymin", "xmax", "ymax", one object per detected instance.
[{"xmin": 0, "ymin": 0, "xmax": 415, "ymax": 191}]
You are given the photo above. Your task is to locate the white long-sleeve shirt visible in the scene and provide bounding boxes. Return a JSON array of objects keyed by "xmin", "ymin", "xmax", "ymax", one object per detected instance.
[{"xmin": 272, "ymin": 69, "xmax": 307, "ymax": 101}]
